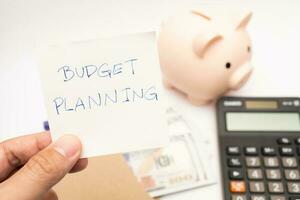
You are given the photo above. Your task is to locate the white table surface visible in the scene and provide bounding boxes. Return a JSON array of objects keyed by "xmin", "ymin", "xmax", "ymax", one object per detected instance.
[{"xmin": 1, "ymin": 1, "xmax": 300, "ymax": 199}]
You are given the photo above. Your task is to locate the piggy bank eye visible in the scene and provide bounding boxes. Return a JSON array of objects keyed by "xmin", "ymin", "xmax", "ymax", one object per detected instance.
[
  {"xmin": 247, "ymin": 46, "xmax": 251, "ymax": 52},
  {"xmin": 225, "ymin": 62, "xmax": 231, "ymax": 69}
]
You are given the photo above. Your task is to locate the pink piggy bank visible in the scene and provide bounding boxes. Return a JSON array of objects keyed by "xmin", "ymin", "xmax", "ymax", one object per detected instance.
[{"xmin": 158, "ymin": 9, "xmax": 253, "ymax": 105}]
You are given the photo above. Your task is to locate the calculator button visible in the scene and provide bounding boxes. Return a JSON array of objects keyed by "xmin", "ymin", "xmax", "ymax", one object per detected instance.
[
  {"xmin": 278, "ymin": 137, "xmax": 292, "ymax": 145},
  {"xmin": 249, "ymin": 181, "xmax": 265, "ymax": 193},
  {"xmin": 268, "ymin": 182, "xmax": 284, "ymax": 193},
  {"xmin": 285, "ymin": 170, "xmax": 300, "ymax": 180},
  {"xmin": 232, "ymin": 195, "xmax": 246, "ymax": 200},
  {"xmin": 227, "ymin": 146, "xmax": 241, "ymax": 155},
  {"xmin": 246, "ymin": 157, "xmax": 261, "ymax": 167},
  {"xmin": 289, "ymin": 197, "xmax": 300, "ymax": 200},
  {"xmin": 229, "ymin": 169, "xmax": 244, "ymax": 180},
  {"xmin": 262, "ymin": 147, "xmax": 276, "ymax": 156},
  {"xmin": 280, "ymin": 147, "xmax": 294, "ymax": 156},
  {"xmin": 282, "ymin": 157, "xmax": 298, "ymax": 168},
  {"xmin": 287, "ymin": 182, "xmax": 300, "ymax": 194},
  {"xmin": 295, "ymin": 138, "xmax": 300, "ymax": 145},
  {"xmin": 266, "ymin": 169, "xmax": 282, "ymax": 180},
  {"xmin": 248, "ymin": 169, "xmax": 263, "ymax": 180},
  {"xmin": 230, "ymin": 181, "xmax": 246, "ymax": 193},
  {"xmin": 245, "ymin": 147, "xmax": 259, "ymax": 155},
  {"xmin": 264, "ymin": 157, "xmax": 279, "ymax": 168},
  {"xmin": 228, "ymin": 158, "xmax": 242, "ymax": 167},
  {"xmin": 251, "ymin": 195, "xmax": 266, "ymax": 200},
  {"xmin": 270, "ymin": 196, "xmax": 286, "ymax": 200}
]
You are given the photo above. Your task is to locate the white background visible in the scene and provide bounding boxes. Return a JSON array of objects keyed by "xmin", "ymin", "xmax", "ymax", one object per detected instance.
[{"xmin": 1, "ymin": 0, "xmax": 300, "ymax": 199}]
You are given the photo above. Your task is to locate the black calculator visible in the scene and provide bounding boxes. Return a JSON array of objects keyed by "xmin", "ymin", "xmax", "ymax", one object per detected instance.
[{"xmin": 217, "ymin": 97, "xmax": 300, "ymax": 200}]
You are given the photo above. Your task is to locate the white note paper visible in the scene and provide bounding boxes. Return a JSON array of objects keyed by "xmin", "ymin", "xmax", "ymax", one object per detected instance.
[{"xmin": 39, "ymin": 32, "xmax": 168, "ymax": 157}]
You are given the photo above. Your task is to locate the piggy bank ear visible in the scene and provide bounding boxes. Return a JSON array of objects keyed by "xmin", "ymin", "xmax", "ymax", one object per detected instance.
[
  {"xmin": 193, "ymin": 32, "xmax": 222, "ymax": 58},
  {"xmin": 191, "ymin": 8, "xmax": 211, "ymax": 20},
  {"xmin": 236, "ymin": 11, "xmax": 252, "ymax": 30}
]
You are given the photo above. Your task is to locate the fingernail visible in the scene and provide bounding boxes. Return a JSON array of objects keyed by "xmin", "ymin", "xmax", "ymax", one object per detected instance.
[{"xmin": 53, "ymin": 135, "xmax": 81, "ymax": 158}]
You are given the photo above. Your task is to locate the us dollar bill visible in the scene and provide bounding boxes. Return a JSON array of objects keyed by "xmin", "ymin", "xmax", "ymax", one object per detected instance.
[{"xmin": 124, "ymin": 107, "xmax": 216, "ymax": 197}]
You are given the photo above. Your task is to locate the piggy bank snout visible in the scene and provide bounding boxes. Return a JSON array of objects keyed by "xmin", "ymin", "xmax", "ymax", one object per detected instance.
[{"xmin": 229, "ymin": 62, "xmax": 253, "ymax": 90}]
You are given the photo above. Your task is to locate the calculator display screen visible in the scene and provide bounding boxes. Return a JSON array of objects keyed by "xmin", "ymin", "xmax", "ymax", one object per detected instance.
[{"xmin": 226, "ymin": 112, "xmax": 300, "ymax": 132}]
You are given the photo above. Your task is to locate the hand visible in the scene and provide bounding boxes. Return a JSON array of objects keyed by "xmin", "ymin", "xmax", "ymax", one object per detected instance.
[{"xmin": 0, "ymin": 132, "xmax": 88, "ymax": 200}]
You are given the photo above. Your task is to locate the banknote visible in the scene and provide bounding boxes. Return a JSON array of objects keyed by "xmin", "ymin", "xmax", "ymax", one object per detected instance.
[{"xmin": 124, "ymin": 108, "xmax": 215, "ymax": 197}]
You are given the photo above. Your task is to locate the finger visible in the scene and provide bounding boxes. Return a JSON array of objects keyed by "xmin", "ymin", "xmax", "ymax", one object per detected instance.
[
  {"xmin": 69, "ymin": 158, "xmax": 88, "ymax": 173},
  {"xmin": 44, "ymin": 189, "xmax": 58, "ymax": 200},
  {"xmin": 0, "ymin": 132, "xmax": 51, "ymax": 182},
  {"xmin": 1, "ymin": 135, "xmax": 82, "ymax": 200}
]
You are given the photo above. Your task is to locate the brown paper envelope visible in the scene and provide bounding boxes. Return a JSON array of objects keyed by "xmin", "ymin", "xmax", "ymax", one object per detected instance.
[{"xmin": 54, "ymin": 154, "xmax": 154, "ymax": 200}]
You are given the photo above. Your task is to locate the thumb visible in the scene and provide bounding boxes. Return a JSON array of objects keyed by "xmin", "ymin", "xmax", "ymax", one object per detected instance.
[{"xmin": 2, "ymin": 135, "xmax": 82, "ymax": 200}]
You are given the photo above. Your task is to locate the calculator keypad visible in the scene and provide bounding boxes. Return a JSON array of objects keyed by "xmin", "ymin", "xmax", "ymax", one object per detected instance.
[{"xmin": 225, "ymin": 137, "xmax": 300, "ymax": 200}]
